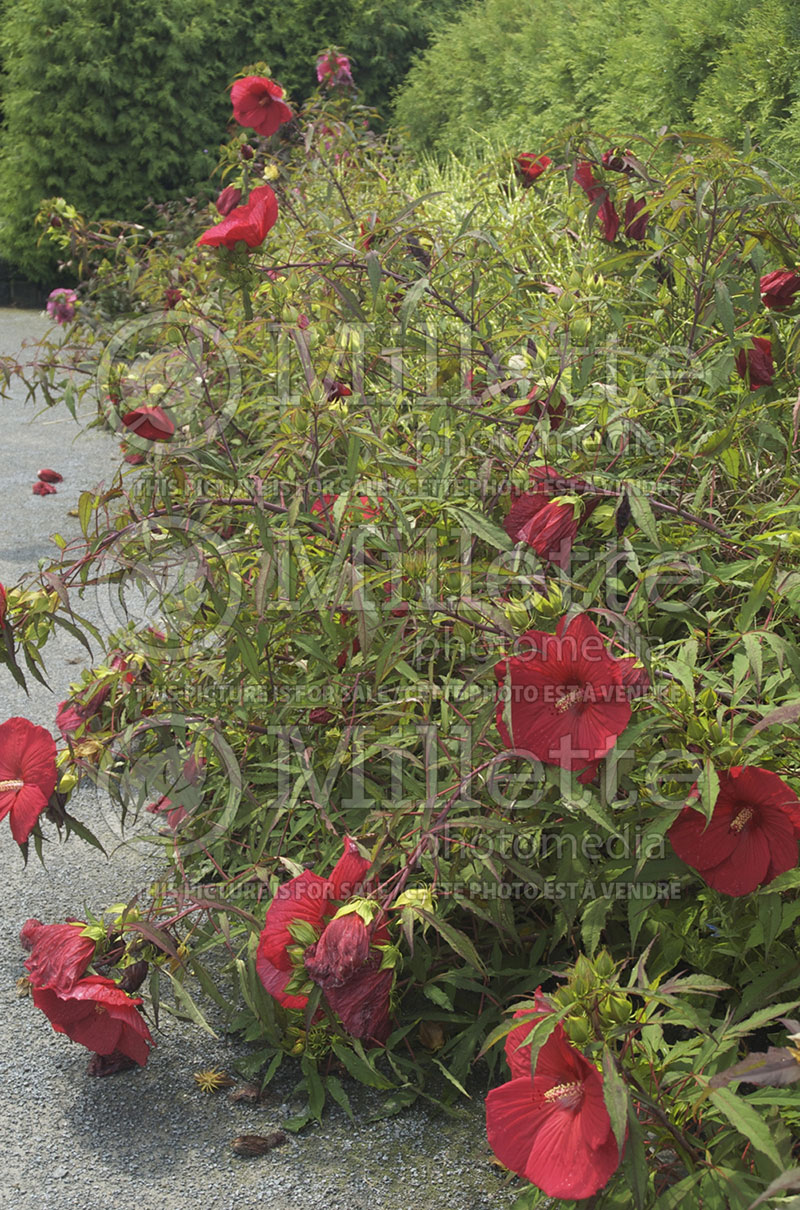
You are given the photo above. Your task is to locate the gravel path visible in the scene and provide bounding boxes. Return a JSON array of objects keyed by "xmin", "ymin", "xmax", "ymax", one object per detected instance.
[{"xmin": 0, "ymin": 309, "xmax": 520, "ymax": 1210}]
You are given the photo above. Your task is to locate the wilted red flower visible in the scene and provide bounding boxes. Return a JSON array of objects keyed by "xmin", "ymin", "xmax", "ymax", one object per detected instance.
[
  {"xmin": 164, "ymin": 287, "xmax": 183, "ymax": 309},
  {"xmin": 20, "ymin": 918, "xmax": 95, "ymax": 993},
  {"xmin": 197, "ymin": 184, "xmax": 279, "ymax": 250},
  {"xmin": 735, "ymin": 337, "xmax": 774, "ymax": 388},
  {"xmin": 31, "ymin": 974, "xmax": 153, "ymax": 1066},
  {"xmin": 601, "ymin": 147, "xmax": 634, "ymax": 173},
  {"xmin": 308, "ymin": 707, "xmax": 335, "ymax": 725},
  {"xmin": 513, "ymin": 387, "xmax": 566, "ymax": 428},
  {"xmin": 215, "ymin": 185, "xmax": 242, "ymax": 216},
  {"xmin": 146, "ymin": 752, "xmax": 206, "ymax": 831},
  {"xmin": 305, "ymin": 912, "xmax": 392, "ymax": 1042},
  {"xmin": 231, "ymin": 76, "xmax": 292, "ymax": 137},
  {"xmin": 336, "ymin": 637, "xmax": 361, "ymax": 670},
  {"xmin": 515, "ymin": 153, "xmax": 551, "ymax": 185},
  {"xmin": 668, "ymin": 766, "xmax": 800, "ymax": 896},
  {"xmin": 37, "ymin": 468, "xmax": 63, "ymax": 484},
  {"xmin": 255, "ymin": 838, "xmax": 373, "ymax": 1011},
  {"xmin": 311, "ymin": 494, "xmax": 382, "ymax": 525},
  {"xmin": 573, "ymin": 162, "xmax": 619, "ymax": 241},
  {"xmin": 495, "ymin": 613, "xmax": 632, "ymax": 772},
  {"xmin": 56, "ymin": 701, "xmax": 85, "ymax": 737},
  {"xmin": 760, "ymin": 270, "xmax": 800, "ymax": 311},
  {"xmin": 32, "ymin": 481, "xmax": 56, "ymax": 496},
  {"xmin": 0, "ymin": 717, "xmax": 58, "ymax": 843},
  {"xmin": 623, "ymin": 196, "xmax": 648, "ymax": 241},
  {"xmin": 486, "ymin": 994, "xmax": 623, "ymax": 1199},
  {"xmin": 45, "ymin": 288, "xmax": 78, "ymax": 325},
  {"xmin": 316, "ymin": 50, "xmax": 354, "ymax": 88},
  {"xmin": 504, "ymin": 467, "xmax": 597, "ymax": 568},
  {"xmin": 323, "ymin": 378, "xmax": 353, "ymax": 401},
  {"xmin": 121, "ymin": 405, "xmax": 175, "ymax": 442}
]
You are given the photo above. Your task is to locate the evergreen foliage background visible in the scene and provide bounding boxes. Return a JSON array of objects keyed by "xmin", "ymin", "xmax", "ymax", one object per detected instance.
[
  {"xmin": 393, "ymin": 0, "xmax": 800, "ymax": 170},
  {"xmin": 0, "ymin": 0, "xmax": 463, "ymax": 281}
]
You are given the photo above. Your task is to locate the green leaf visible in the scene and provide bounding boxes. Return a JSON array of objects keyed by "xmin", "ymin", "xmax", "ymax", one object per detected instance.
[
  {"xmin": 366, "ymin": 251, "xmax": 381, "ymax": 302},
  {"xmin": 331, "ymin": 1040, "xmax": 394, "ymax": 1089},
  {"xmin": 715, "ymin": 280, "xmax": 736, "ymax": 340},
  {"xmin": 626, "ymin": 485, "xmax": 659, "ymax": 546},
  {"xmin": 325, "ymin": 1074, "xmax": 355, "ymax": 1121},
  {"xmin": 709, "ymin": 1085, "xmax": 784, "ymax": 1168},
  {"xmin": 602, "ymin": 1047, "xmax": 629, "ymax": 1154},
  {"xmin": 411, "ymin": 907, "xmax": 486, "ymax": 974},
  {"xmin": 698, "ymin": 758, "xmax": 720, "ymax": 823}
]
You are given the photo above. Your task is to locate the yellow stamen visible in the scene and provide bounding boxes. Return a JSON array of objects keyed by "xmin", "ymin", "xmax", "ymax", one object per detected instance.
[
  {"xmin": 543, "ymin": 1080, "xmax": 583, "ymax": 1108},
  {"xmin": 0, "ymin": 779, "xmax": 24, "ymax": 792},
  {"xmin": 555, "ymin": 688, "xmax": 584, "ymax": 713},
  {"xmin": 730, "ymin": 808, "xmax": 754, "ymax": 833}
]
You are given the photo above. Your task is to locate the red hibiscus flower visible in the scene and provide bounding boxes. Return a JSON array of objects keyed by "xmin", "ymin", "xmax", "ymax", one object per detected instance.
[
  {"xmin": 197, "ymin": 184, "xmax": 279, "ymax": 250},
  {"xmin": 215, "ymin": 185, "xmax": 242, "ymax": 216},
  {"xmin": 668, "ymin": 766, "xmax": 800, "ymax": 896},
  {"xmin": 20, "ymin": 918, "xmax": 95, "ymax": 993},
  {"xmin": 231, "ymin": 76, "xmax": 292, "ymax": 137},
  {"xmin": 760, "ymin": 270, "xmax": 800, "ymax": 311},
  {"xmin": 32, "ymin": 481, "xmax": 56, "ymax": 496},
  {"xmin": 31, "ymin": 974, "xmax": 153, "ymax": 1066},
  {"xmin": 515, "ymin": 153, "xmax": 551, "ymax": 185},
  {"xmin": 573, "ymin": 162, "xmax": 619, "ymax": 241},
  {"xmin": 735, "ymin": 337, "xmax": 774, "ymax": 388},
  {"xmin": 495, "ymin": 614, "xmax": 632, "ymax": 772},
  {"xmin": 256, "ymin": 839, "xmax": 390, "ymax": 1040},
  {"xmin": 504, "ymin": 467, "xmax": 598, "ymax": 569},
  {"xmin": 121, "ymin": 405, "xmax": 175, "ymax": 443},
  {"xmin": 37, "ymin": 468, "xmax": 63, "ymax": 484},
  {"xmin": 0, "ymin": 717, "xmax": 58, "ymax": 844},
  {"xmin": 623, "ymin": 196, "xmax": 648, "ymax": 241},
  {"xmin": 486, "ymin": 995, "xmax": 623, "ymax": 1199}
]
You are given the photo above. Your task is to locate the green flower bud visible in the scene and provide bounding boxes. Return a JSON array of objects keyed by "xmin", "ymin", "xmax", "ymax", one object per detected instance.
[{"xmin": 564, "ymin": 1015, "xmax": 593, "ymax": 1045}]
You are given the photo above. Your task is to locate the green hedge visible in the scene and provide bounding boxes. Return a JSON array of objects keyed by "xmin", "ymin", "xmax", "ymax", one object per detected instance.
[
  {"xmin": 393, "ymin": 0, "xmax": 800, "ymax": 170},
  {"xmin": 0, "ymin": 0, "xmax": 465, "ymax": 281}
]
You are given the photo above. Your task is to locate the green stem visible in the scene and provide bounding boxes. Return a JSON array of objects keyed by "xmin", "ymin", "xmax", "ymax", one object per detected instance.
[{"xmin": 241, "ymin": 285, "xmax": 253, "ymax": 321}]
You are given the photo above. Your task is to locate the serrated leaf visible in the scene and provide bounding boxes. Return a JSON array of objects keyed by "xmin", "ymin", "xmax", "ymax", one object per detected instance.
[
  {"xmin": 626, "ymin": 485, "xmax": 659, "ymax": 546},
  {"xmin": 602, "ymin": 1047, "xmax": 629, "ymax": 1155},
  {"xmin": 709, "ymin": 1085, "xmax": 784, "ymax": 1168}
]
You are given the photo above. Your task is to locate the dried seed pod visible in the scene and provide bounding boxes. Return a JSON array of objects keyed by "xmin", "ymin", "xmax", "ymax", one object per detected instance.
[{"xmin": 230, "ymin": 1132, "xmax": 288, "ymax": 1157}]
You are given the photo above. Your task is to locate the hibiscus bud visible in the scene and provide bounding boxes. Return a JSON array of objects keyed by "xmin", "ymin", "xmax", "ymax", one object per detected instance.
[
  {"xmin": 116, "ymin": 960, "xmax": 149, "ymax": 994},
  {"xmin": 564, "ymin": 1014, "xmax": 593, "ymax": 1045},
  {"xmin": 216, "ymin": 185, "xmax": 243, "ymax": 217},
  {"xmin": 601, "ymin": 992, "xmax": 631, "ymax": 1025},
  {"xmin": 37, "ymin": 468, "xmax": 63, "ymax": 484},
  {"xmin": 240, "ymin": 144, "xmax": 255, "ymax": 161},
  {"xmin": 593, "ymin": 949, "xmax": 615, "ymax": 979},
  {"xmin": 304, "ymin": 913, "xmax": 370, "ymax": 988}
]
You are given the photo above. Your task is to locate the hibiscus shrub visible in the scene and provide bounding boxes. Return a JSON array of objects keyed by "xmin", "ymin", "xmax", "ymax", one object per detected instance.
[{"xmin": 5, "ymin": 65, "xmax": 800, "ymax": 1207}]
